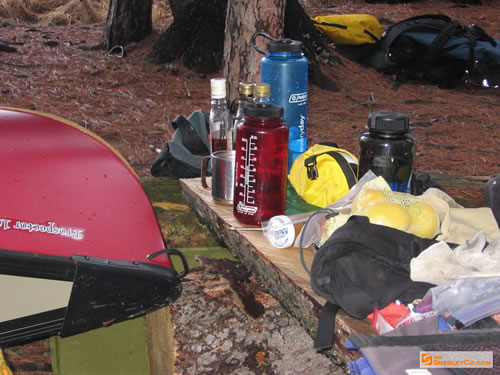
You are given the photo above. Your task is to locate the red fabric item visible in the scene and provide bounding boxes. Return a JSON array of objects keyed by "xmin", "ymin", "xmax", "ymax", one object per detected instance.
[{"xmin": 368, "ymin": 302, "xmax": 409, "ymax": 334}]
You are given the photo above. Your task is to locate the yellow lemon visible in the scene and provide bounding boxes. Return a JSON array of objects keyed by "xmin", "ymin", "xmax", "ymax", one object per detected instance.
[
  {"xmin": 407, "ymin": 201, "xmax": 439, "ymax": 239},
  {"xmin": 321, "ymin": 214, "xmax": 350, "ymax": 244},
  {"xmin": 363, "ymin": 202, "xmax": 410, "ymax": 232},
  {"xmin": 352, "ymin": 188, "xmax": 388, "ymax": 214}
]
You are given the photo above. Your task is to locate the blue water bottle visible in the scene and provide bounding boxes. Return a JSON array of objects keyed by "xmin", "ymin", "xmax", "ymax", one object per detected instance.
[{"xmin": 252, "ymin": 31, "xmax": 308, "ymax": 170}]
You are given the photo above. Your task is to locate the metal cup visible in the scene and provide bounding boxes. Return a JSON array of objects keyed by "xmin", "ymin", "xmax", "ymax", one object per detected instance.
[{"xmin": 201, "ymin": 150, "xmax": 235, "ymax": 205}]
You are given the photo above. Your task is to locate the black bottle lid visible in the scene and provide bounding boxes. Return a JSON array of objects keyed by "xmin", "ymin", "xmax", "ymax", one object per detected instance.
[
  {"xmin": 368, "ymin": 110, "xmax": 409, "ymax": 135},
  {"xmin": 244, "ymin": 102, "xmax": 283, "ymax": 119},
  {"xmin": 268, "ymin": 38, "xmax": 303, "ymax": 53}
]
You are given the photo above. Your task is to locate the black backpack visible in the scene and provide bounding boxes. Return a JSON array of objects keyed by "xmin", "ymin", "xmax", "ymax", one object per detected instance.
[
  {"xmin": 307, "ymin": 215, "xmax": 437, "ymax": 351},
  {"xmin": 367, "ymin": 14, "xmax": 499, "ymax": 88},
  {"xmin": 151, "ymin": 110, "xmax": 210, "ymax": 178}
]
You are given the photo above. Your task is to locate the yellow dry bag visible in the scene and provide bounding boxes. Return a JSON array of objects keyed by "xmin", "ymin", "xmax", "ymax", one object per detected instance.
[
  {"xmin": 311, "ymin": 14, "xmax": 383, "ymax": 45},
  {"xmin": 288, "ymin": 144, "xmax": 358, "ymax": 207}
]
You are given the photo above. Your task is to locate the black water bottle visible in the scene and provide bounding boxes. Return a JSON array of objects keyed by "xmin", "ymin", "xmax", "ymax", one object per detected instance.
[{"xmin": 358, "ymin": 110, "xmax": 414, "ymax": 193}]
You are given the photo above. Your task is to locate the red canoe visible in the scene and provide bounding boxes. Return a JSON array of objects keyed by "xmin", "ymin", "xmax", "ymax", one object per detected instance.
[{"xmin": 0, "ymin": 107, "xmax": 186, "ymax": 346}]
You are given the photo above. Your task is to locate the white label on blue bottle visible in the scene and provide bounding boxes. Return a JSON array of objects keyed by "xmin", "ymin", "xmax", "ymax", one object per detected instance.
[
  {"xmin": 298, "ymin": 114, "xmax": 306, "ymax": 141},
  {"xmin": 289, "ymin": 92, "xmax": 307, "ymax": 104}
]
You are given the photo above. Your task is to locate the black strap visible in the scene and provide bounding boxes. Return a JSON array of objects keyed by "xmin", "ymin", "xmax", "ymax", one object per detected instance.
[
  {"xmin": 379, "ymin": 14, "xmax": 452, "ymax": 52},
  {"xmin": 304, "ymin": 151, "xmax": 357, "ymax": 189},
  {"xmin": 319, "ymin": 141, "xmax": 339, "ymax": 148},
  {"xmin": 470, "ymin": 24, "xmax": 497, "ymax": 46},
  {"xmin": 314, "ymin": 301, "xmax": 340, "ymax": 351},
  {"xmin": 364, "ymin": 29, "xmax": 380, "ymax": 43},
  {"xmin": 425, "ymin": 21, "xmax": 463, "ymax": 60},
  {"xmin": 311, "ymin": 19, "xmax": 347, "ymax": 30},
  {"xmin": 147, "ymin": 248, "xmax": 189, "ymax": 279},
  {"xmin": 312, "ymin": 20, "xmax": 380, "ymax": 42}
]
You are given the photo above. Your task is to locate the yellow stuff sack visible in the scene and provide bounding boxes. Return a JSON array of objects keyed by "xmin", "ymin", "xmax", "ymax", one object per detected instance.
[
  {"xmin": 311, "ymin": 14, "xmax": 383, "ymax": 45},
  {"xmin": 288, "ymin": 144, "xmax": 358, "ymax": 207}
]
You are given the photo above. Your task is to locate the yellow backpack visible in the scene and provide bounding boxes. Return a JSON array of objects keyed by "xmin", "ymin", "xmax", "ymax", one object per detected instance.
[
  {"xmin": 288, "ymin": 144, "xmax": 358, "ymax": 207},
  {"xmin": 311, "ymin": 14, "xmax": 383, "ymax": 45}
]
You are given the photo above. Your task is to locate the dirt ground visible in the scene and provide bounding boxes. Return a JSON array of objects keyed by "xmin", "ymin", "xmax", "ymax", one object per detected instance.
[{"xmin": 1, "ymin": 0, "xmax": 499, "ymax": 190}]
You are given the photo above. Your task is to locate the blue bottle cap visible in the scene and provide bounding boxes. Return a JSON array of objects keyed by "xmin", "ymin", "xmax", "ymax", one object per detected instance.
[{"xmin": 268, "ymin": 38, "xmax": 303, "ymax": 53}]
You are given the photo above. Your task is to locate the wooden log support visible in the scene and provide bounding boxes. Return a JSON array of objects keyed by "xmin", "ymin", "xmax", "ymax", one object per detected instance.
[
  {"xmin": 145, "ymin": 307, "xmax": 175, "ymax": 375},
  {"xmin": 180, "ymin": 177, "xmax": 374, "ymax": 367}
]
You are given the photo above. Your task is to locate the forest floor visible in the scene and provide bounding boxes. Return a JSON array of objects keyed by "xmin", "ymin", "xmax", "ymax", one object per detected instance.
[
  {"xmin": 1, "ymin": 0, "xmax": 499, "ymax": 187},
  {"xmin": 0, "ymin": 0, "xmax": 499, "ymax": 373}
]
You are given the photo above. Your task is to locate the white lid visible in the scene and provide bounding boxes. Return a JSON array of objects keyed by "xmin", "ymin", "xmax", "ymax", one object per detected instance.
[
  {"xmin": 210, "ymin": 78, "xmax": 227, "ymax": 99},
  {"xmin": 263, "ymin": 215, "xmax": 295, "ymax": 249}
]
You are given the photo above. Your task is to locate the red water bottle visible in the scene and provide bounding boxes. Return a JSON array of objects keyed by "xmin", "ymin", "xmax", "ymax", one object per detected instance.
[{"xmin": 233, "ymin": 102, "xmax": 289, "ymax": 225}]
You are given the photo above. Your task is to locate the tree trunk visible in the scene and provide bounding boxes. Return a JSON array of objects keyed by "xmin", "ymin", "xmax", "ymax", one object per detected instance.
[
  {"xmin": 100, "ymin": 0, "xmax": 153, "ymax": 51},
  {"xmin": 145, "ymin": 0, "xmax": 227, "ymax": 76},
  {"xmin": 169, "ymin": 0, "xmax": 196, "ymax": 20},
  {"xmin": 223, "ymin": 0, "xmax": 286, "ymax": 101},
  {"xmin": 147, "ymin": 0, "xmax": 338, "ymax": 93}
]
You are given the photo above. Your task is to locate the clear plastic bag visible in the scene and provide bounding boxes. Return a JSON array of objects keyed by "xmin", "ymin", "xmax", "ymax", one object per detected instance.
[
  {"xmin": 352, "ymin": 178, "xmax": 440, "ymax": 239},
  {"xmin": 426, "ymin": 276, "xmax": 500, "ymax": 327},
  {"xmin": 295, "ymin": 171, "xmax": 442, "ymax": 249}
]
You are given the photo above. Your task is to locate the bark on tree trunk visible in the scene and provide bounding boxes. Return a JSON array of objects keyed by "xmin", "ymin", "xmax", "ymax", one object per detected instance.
[
  {"xmin": 147, "ymin": 0, "xmax": 338, "ymax": 93},
  {"xmin": 169, "ymin": 0, "xmax": 196, "ymax": 20},
  {"xmin": 100, "ymin": 0, "xmax": 153, "ymax": 51},
  {"xmin": 223, "ymin": 0, "xmax": 286, "ymax": 101},
  {"xmin": 145, "ymin": 0, "xmax": 227, "ymax": 75}
]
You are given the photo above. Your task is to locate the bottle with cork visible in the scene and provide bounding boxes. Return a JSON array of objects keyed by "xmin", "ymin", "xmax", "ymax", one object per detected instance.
[{"xmin": 231, "ymin": 82, "xmax": 254, "ymax": 142}]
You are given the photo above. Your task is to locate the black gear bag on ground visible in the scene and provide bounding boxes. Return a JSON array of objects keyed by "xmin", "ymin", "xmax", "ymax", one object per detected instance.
[
  {"xmin": 309, "ymin": 215, "xmax": 437, "ymax": 351},
  {"xmin": 366, "ymin": 14, "xmax": 499, "ymax": 88}
]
